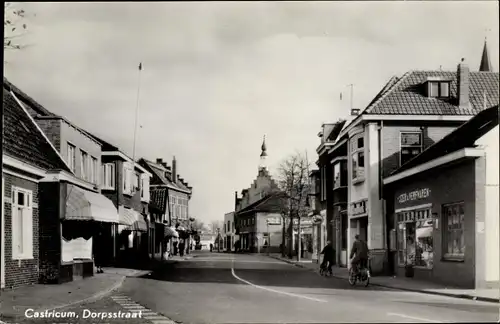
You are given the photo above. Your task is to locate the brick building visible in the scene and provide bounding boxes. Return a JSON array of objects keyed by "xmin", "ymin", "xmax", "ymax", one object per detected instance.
[
  {"xmin": 316, "ymin": 55, "xmax": 499, "ymax": 274},
  {"xmin": 308, "ymin": 169, "xmax": 327, "ymax": 263},
  {"xmin": 2, "ymin": 89, "xmax": 71, "ymax": 289},
  {"xmin": 3, "ymin": 79, "xmax": 125, "ymax": 284},
  {"xmin": 139, "ymin": 157, "xmax": 192, "ymax": 258},
  {"xmin": 383, "ymin": 105, "xmax": 499, "ymax": 289},
  {"xmin": 234, "ymin": 137, "xmax": 283, "ymax": 253}
]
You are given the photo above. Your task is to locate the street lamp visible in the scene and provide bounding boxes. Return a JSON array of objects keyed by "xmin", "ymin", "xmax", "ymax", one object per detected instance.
[{"xmin": 188, "ymin": 217, "xmax": 195, "ymax": 254}]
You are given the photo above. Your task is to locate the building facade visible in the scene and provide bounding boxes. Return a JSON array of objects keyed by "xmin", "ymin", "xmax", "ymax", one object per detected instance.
[
  {"xmin": 384, "ymin": 106, "xmax": 499, "ymax": 289},
  {"xmin": 234, "ymin": 137, "xmax": 282, "ymax": 253},
  {"xmin": 139, "ymin": 157, "xmax": 192, "ymax": 258},
  {"xmin": 316, "ymin": 56, "xmax": 499, "ymax": 274},
  {"xmin": 223, "ymin": 212, "xmax": 235, "ymax": 251}
]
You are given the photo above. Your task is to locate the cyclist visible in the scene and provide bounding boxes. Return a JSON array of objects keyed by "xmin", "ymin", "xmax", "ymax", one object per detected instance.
[
  {"xmin": 349, "ymin": 234, "xmax": 369, "ymax": 275},
  {"xmin": 320, "ymin": 240, "xmax": 335, "ymax": 274}
]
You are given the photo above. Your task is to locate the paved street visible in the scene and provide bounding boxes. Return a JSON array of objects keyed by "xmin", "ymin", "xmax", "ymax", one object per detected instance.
[
  {"xmin": 8, "ymin": 251, "xmax": 498, "ymax": 324},
  {"xmin": 117, "ymin": 252, "xmax": 498, "ymax": 323}
]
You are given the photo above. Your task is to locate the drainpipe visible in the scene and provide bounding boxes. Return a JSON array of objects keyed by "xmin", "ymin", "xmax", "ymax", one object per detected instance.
[{"xmin": 378, "ymin": 120, "xmax": 388, "ymax": 274}]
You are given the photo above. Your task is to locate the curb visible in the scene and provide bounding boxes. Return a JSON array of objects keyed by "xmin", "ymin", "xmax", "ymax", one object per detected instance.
[
  {"xmin": 268, "ymin": 255, "xmax": 499, "ymax": 304},
  {"xmin": 0, "ymin": 274, "xmax": 131, "ymax": 323}
]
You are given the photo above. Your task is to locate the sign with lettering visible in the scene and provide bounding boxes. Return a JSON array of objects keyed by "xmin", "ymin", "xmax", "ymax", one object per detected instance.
[
  {"xmin": 350, "ymin": 200, "xmax": 367, "ymax": 216},
  {"xmin": 397, "ymin": 188, "xmax": 431, "ymax": 204},
  {"xmin": 266, "ymin": 217, "xmax": 281, "ymax": 225},
  {"xmin": 293, "ymin": 218, "xmax": 313, "ymax": 226}
]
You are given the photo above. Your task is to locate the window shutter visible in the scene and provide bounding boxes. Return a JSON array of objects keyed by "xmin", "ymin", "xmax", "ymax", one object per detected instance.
[
  {"xmin": 25, "ymin": 193, "xmax": 33, "ymax": 258},
  {"xmin": 11, "ymin": 191, "xmax": 19, "ymax": 258}
]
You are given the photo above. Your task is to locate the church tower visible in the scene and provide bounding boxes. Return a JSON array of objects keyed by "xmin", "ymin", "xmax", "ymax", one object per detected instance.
[
  {"xmin": 479, "ymin": 38, "xmax": 492, "ymax": 72},
  {"xmin": 259, "ymin": 135, "xmax": 268, "ymax": 171}
]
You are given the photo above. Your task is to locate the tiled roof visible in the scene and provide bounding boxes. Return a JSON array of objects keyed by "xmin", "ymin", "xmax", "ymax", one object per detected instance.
[
  {"xmin": 364, "ymin": 71, "xmax": 499, "ymax": 115},
  {"xmin": 390, "ymin": 105, "xmax": 499, "ymax": 177},
  {"xmin": 3, "ymin": 78, "xmax": 56, "ymax": 117},
  {"xmin": 150, "ymin": 188, "xmax": 168, "ymax": 213},
  {"xmin": 3, "ymin": 89, "xmax": 70, "ymax": 172},
  {"xmin": 140, "ymin": 159, "xmax": 192, "ymax": 193},
  {"xmin": 237, "ymin": 192, "xmax": 287, "ymax": 215}
]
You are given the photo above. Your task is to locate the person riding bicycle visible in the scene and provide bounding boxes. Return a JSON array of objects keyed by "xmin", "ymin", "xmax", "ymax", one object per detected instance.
[
  {"xmin": 349, "ymin": 234, "xmax": 369, "ymax": 275},
  {"xmin": 320, "ymin": 240, "xmax": 335, "ymax": 273}
]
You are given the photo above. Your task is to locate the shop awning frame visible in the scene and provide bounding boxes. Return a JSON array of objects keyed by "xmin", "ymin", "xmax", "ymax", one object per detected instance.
[
  {"xmin": 65, "ymin": 184, "xmax": 120, "ymax": 223},
  {"xmin": 119, "ymin": 207, "xmax": 147, "ymax": 232}
]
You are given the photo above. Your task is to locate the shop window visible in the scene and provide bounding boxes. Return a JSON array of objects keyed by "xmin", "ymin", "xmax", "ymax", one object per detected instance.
[
  {"xmin": 400, "ymin": 132, "xmax": 422, "ymax": 166},
  {"xmin": 396, "ymin": 209, "xmax": 433, "ymax": 269},
  {"xmin": 442, "ymin": 202, "xmax": 465, "ymax": 261},
  {"xmin": 351, "ymin": 134, "xmax": 365, "ymax": 181}
]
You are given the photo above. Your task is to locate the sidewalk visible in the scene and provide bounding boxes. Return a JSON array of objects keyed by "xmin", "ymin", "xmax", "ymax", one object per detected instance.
[
  {"xmin": 268, "ymin": 254, "xmax": 500, "ymax": 304},
  {"xmin": 0, "ymin": 268, "xmax": 150, "ymax": 323}
]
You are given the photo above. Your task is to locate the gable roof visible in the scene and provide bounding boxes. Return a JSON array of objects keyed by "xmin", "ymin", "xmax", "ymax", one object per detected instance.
[
  {"xmin": 389, "ymin": 105, "xmax": 499, "ymax": 177},
  {"xmin": 363, "ymin": 70, "xmax": 499, "ymax": 116},
  {"xmin": 3, "ymin": 89, "xmax": 70, "ymax": 172},
  {"xmin": 236, "ymin": 192, "xmax": 287, "ymax": 215},
  {"xmin": 140, "ymin": 159, "xmax": 192, "ymax": 193}
]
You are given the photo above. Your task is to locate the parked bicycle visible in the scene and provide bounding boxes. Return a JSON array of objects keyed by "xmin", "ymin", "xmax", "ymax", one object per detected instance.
[{"xmin": 348, "ymin": 257, "xmax": 370, "ymax": 287}]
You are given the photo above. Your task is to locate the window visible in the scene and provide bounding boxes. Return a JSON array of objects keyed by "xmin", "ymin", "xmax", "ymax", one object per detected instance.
[
  {"xmin": 320, "ymin": 166, "xmax": 326, "ymax": 201},
  {"xmin": 396, "ymin": 209, "xmax": 433, "ymax": 269},
  {"xmin": 67, "ymin": 143, "xmax": 76, "ymax": 172},
  {"xmin": 351, "ymin": 134, "xmax": 365, "ymax": 180},
  {"xmin": 141, "ymin": 178, "xmax": 145, "ymax": 198},
  {"xmin": 134, "ymin": 173, "xmax": 140, "ymax": 192},
  {"xmin": 80, "ymin": 150, "xmax": 88, "ymax": 180},
  {"xmin": 400, "ymin": 132, "xmax": 423, "ymax": 166},
  {"xmin": 102, "ymin": 163, "xmax": 115, "ymax": 189},
  {"xmin": 123, "ymin": 167, "xmax": 133, "ymax": 195},
  {"xmin": 12, "ymin": 187, "xmax": 33, "ymax": 260},
  {"xmin": 442, "ymin": 202, "xmax": 465, "ymax": 260},
  {"xmin": 428, "ymin": 81, "xmax": 450, "ymax": 98},
  {"xmin": 90, "ymin": 157, "xmax": 98, "ymax": 184}
]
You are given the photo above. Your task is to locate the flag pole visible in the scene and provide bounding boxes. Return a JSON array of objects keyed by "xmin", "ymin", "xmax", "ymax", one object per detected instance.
[{"xmin": 132, "ymin": 62, "xmax": 142, "ymax": 163}]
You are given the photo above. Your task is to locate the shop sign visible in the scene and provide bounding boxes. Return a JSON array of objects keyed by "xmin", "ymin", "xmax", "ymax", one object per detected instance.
[
  {"xmin": 397, "ymin": 188, "xmax": 431, "ymax": 205},
  {"xmin": 266, "ymin": 217, "xmax": 281, "ymax": 225},
  {"xmin": 293, "ymin": 218, "xmax": 313, "ymax": 226},
  {"xmin": 350, "ymin": 200, "xmax": 367, "ymax": 216}
]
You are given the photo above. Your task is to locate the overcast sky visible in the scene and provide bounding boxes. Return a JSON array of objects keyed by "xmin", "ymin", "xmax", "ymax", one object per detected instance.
[{"xmin": 4, "ymin": 1, "xmax": 499, "ymax": 223}]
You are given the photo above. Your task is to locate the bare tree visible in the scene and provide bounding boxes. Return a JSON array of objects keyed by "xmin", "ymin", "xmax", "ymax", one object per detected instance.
[
  {"xmin": 4, "ymin": 2, "xmax": 33, "ymax": 51},
  {"xmin": 275, "ymin": 151, "xmax": 311, "ymax": 261}
]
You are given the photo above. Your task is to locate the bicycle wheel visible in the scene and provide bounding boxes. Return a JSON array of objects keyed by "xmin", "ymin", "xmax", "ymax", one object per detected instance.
[{"xmin": 348, "ymin": 268, "xmax": 356, "ymax": 286}]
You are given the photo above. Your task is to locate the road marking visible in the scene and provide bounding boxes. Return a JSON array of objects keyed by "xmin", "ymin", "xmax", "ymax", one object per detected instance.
[
  {"xmin": 387, "ymin": 312, "xmax": 443, "ymax": 323},
  {"xmin": 111, "ymin": 295, "xmax": 176, "ymax": 324},
  {"xmin": 230, "ymin": 259, "xmax": 327, "ymax": 303}
]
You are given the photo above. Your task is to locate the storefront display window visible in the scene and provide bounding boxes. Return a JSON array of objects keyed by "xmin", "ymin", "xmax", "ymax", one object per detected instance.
[
  {"xmin": 397, "ymin": 209, "xmax": 434, "ymax": 269},
  {"xmin": 442, "ymin": 202, "xmax": 465, "ymax": 260}
]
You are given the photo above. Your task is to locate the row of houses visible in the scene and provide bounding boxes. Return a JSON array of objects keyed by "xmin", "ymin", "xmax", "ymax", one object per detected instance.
[
  {"xmin": 223, "ymin": 41, "xmax": 499, "ymax": 290},
  {"xmin": 1, "ymin": 79, "xmax": 193, "ymax": 290},
  {"xmin": 309, "ymin": 42, "xmax": 499, "ymax": 289}
]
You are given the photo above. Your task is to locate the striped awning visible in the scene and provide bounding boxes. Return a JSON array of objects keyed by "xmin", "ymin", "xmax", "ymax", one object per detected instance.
[
  {"xmin": 119, "ymin": 207, "xmax": 147, "ymax": 232},
  {"xmin": 65, "ymin": 185, "xmax": 119, "ymax": 223}
]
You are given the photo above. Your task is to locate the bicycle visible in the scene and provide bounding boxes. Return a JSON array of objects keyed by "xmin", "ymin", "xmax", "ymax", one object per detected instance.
[
  {"xmin": 319, "ymin": 262, "xmax": 333, "ymax": 277},
  {"xmin": 348, "ymin": 258, "xmax": 370, "ymax": 287}
]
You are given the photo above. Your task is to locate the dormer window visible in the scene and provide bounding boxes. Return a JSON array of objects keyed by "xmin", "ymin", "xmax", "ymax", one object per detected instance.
[{"xmin": 427, "ymin": 81, "xmax": 450, "ymax": 98}]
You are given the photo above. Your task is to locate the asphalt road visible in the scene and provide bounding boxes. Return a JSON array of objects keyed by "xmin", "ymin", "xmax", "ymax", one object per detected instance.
[
  {"xmin": 118, "ymin": 251, "xmax": 499, "ymax": 323},
  {"xmin": 10, "ymin": 251, "xmax": 498, "ymax": 324}
]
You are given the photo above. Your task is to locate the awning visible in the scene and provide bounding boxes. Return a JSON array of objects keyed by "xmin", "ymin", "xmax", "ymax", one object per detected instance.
[
  {"xmin": 119, "ymin": 207, "xmax": 147, "ymax": 232},
  {"xmin": 165, "ymin": 227, "xmax": 179, "ymax": 238},
  {"xmin": 417, "ymin": 226, "xmax": 432, "ymax": 239},
  {"xmin": 65, "ymin": 184, "xmax": 119, "ymax": 223}
]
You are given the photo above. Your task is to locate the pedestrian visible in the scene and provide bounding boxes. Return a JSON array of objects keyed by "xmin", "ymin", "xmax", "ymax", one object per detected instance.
[
  {"xmin": 320, "ymin": 241, "xmax": 335, "ymax": 273},
  {"xmin": 179, "ymin": 240, "xmax": 185, "ymax": 257},
  {"xmin": 210, "ymin": 243, "xmax": 213, "ymax": 252}
]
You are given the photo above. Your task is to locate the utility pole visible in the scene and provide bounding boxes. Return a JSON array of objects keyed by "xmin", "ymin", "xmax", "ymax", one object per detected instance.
[
  {"xmin": 217, "ymin": 228, "xmax": 221, "ymax": 252},
  {"xmin": 267, "ymin": 220, "xmax": 270, "ymax": 256},
  {"xmin": 132, "ymin": 62, "xmax": 143, "ymax": 163}
]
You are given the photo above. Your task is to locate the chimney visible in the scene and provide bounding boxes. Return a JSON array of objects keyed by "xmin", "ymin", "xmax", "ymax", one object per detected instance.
[
  {"xmin": 351, "ymin": 108, "xmax": 360, "ymax": 116},
  {"xmin": 234, "ymin": 191, "xmax": 238, "ymax": 210},
  {"xmin": 457, "ymin": 58, "xmax": 470, "ymax": 109},
  {"xmin": 161, "ymin": 162, "xmax": 168, "ymax": 169},
  {"xmin": 156, "ymin": 158, "xmax": 163, "ymax": 165},
  {"xmin": 172, "ymin": 156, "xmax": 177, "ymax": 183}
]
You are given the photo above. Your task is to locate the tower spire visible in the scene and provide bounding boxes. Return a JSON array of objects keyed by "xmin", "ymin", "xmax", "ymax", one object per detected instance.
[
  {"xmin": 479, "ymin": 37, "xmax": 492, "ymax": 72},
  {"xmin": 259, "ymin": 135, "xmax": 268, "ymax": 171}
]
